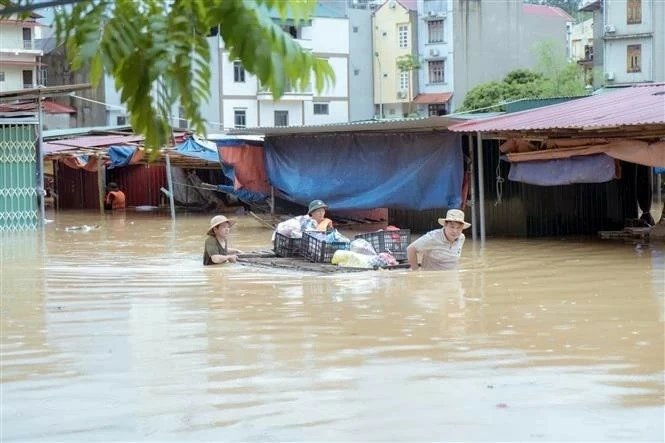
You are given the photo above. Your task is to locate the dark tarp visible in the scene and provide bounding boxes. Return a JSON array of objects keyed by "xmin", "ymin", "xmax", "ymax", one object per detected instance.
[
  {"xmin": 507, "ymin": 154, "xmax": 616, "ymax": 186},
  {"xmin": 264, "ymin": 132, "xmax": 463, "ymax": 210}
]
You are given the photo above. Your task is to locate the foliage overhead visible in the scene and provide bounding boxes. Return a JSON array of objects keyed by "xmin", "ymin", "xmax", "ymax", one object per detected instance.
[
  {"xmin": 1, "ymin": 0, "xmax": 335, "ymax": 153},
  {"xmin": 396, "ymin": 54, "xmax": 421, "ymax": 73},
  {"xmin": 459, "ymin": 41, "xmax": 586, "ymax": 112}
]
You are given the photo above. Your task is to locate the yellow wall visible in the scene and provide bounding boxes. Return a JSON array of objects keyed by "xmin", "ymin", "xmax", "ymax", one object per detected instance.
[{"xmin": 372, "ymin": 1, "xmax": 417, "ymax": 114}]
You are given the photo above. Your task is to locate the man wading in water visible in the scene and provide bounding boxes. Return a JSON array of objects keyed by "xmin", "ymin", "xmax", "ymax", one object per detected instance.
[{"xmin": 203, "ymin": 215, "xmax": 244, "ymax": 266}]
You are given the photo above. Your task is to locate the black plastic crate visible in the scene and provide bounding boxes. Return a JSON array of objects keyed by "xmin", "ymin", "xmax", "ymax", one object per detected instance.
[
  {"xmin": 273, "ymin": 232, "xmax": 302, "ymax": 257},
  {"xmin": 354, "ymin": 229, "xmax": 411, "ymax": 262},
  {"xmin": 302, "ymin": 231, "xmax": 350, "ymax": 263}
]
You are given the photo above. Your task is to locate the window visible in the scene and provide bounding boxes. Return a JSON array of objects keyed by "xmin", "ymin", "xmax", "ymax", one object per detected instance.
[
  {"xmin": 234, "ymin": 109, "xmax": 246, "ymax": 128},
  {"xmin": 38, "ymin": 68, "xmax": 47, "ymax": 86},
  {"xmin": 233, "ymin": 61, "xmax": 245, "ymax": 82},
  {"xmin": 117, "ymin": 116, "xmax": 127, "ymax": 125},
  {"xmin": 178, "ymin": 106, "xmax": 188, "ymax": 129},
  {"xmin": 281, "ymin": 25, "xmax": 299, "ymax": 38},
  {"xmin": 22, "ymin": 27, "xmax": 32, "ymax": 49},
  {"xmin": 428, "ymin": 60, "xmax": 445, "ymax": 84},
  {"xmin": 313, "ymin": 103, "xmax": 329, "ymax": 115},
  {"xmin": 0, "ymin": 72, "xmax": 5, "ymax": 82},
  {"xmin": 627, "ymin": 44, "xmax": 641, "ymax": 73},
  {"xmin": 353, "ymin": 26, "xmax": 359, "ymax": 33},
  {"xmin": 627, "ymin": 0, "xmax": 642, "ymax": 24},
  {"xmin": 399, "ymin": 71, "xmax": 409, "ymax": 90},
  {"xmin": 354, "ymin": 68, "xmax": 360, "ymax": 75},
  {"xmin": 398, "ymin": 25, "xmax": 408, "ymax": 48},
  {"xmin": 22, "ymin": 70, "xmax": 33, "ymax": 88},
  {"xmin": 274, "ymin": 110, "xmax": 289, "ymax": 127},
  {"xmin": 428, "ymin": 104, "xmax": 447, "ymax": 116},
  {"xmin": 428, "ymin": 20, "xmax": 444, "ymax": 43}
]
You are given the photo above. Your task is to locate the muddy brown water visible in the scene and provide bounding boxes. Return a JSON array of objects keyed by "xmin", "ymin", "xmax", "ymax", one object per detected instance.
[{"xmin": 1, "ymin": 210, "xmax": 663, "ymax": 441}]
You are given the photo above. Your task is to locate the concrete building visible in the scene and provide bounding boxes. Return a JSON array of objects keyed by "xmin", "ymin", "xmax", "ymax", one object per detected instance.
[
  {"xmin": 0, "ymin": 12, "xmax": 45, "ymax": 93},
  {"xmin": 372, "ymin": 0, "xmax": 419, "ymax": 119},
  {"xmin": 200, "ymin": 4, "xmax": 351, "ymax": 131},
  {"xmin": 412, "ymin": 0, "xmax": 573, "ymax": 113},
  {"xmin": 570, "ymin": 18, "xmax": 595, "ymax": 86},
  {"xmin": 581, "ymin": 0, "xmax": 664, "ymax": 88}
]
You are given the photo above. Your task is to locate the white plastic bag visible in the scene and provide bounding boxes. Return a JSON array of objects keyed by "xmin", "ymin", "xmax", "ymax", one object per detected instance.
[{"xmin": 350, "ymin": 238, "xmax": 377, "ymax": 256}]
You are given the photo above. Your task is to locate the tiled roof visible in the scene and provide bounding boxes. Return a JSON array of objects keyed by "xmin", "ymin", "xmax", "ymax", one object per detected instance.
[
  {"xmin": 449, "ymin": 84, "xmax": 665, "ymax": 133},
  {"xmin": 523, "ymin": 3, "xmax": 574, "ymax": 20},
  {"xmin": 413, "ymin": 92, "xmax": 453, "ymax": 104}
]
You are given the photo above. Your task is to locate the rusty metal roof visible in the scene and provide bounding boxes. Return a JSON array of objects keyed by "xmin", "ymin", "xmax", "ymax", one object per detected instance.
[{"xmin": 449, "ymin": 84, "xmax": 665, "ymax": 133}]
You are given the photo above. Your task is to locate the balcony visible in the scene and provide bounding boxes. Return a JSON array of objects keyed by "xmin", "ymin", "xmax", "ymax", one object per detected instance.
[
  {"xmin": 423, "ymin": 0, "xmax": 447, "ymax": 16},
  {"xmin": 23, "ymin": 39, "xmax": 33, "ymax": 49},
  {"xmin": 0, "ymin": 38, "xmax": 43, "ymax": 54},
  {"xmin": 257, "ymin": 81, "xmax": 313, "ymax": 100}
]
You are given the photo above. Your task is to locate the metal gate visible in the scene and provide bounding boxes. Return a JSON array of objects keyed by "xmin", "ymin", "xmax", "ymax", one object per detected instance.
[{"xmin": 0, "ymin": 122, "xmax": 38, "ymax": 232}]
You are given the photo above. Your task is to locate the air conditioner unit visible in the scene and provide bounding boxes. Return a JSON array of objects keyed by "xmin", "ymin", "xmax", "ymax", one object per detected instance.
[
  {"xmin": 429, "ymin": 48, "xmax": 440, "ymax": 57},
  {"xmin": 397, "ymin": 90, "xmax": 407, "ymax": 99},
  {"xmin": 604, "ymin": 24, "xmax": 616, "ymax": 33},
  {"xmin": 604, "ymin": 71, "xmax": 615, "ymax": 81}
]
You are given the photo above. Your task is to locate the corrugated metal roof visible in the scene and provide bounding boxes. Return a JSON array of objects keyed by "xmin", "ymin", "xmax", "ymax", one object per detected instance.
[
  {"xmin": 43, "ymin": 125, "xmax": 133, "ymax": 139},
  {"xmin": 227, "ymin": 115, "xmax": 465, "ymax": 136},
  {"xmin": 449, "ymin": 84, "xmax": 665, "ymax": 133}
]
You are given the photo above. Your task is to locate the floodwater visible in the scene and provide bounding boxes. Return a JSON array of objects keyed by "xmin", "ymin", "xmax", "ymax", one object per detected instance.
[{"xmin": 1, "ymin": 210, "xmax": 664, "ymax": 442}]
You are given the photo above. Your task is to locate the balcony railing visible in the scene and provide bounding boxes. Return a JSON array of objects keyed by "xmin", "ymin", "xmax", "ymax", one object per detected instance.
[
  {"xmin": 258, "ymin": 81, "xmax": 312, "ymax": 94},
  {"xmin": 423, "ymin": 0, "xmax": 447, "ymax": 15},
  {"xmin": 23, "ymin": 83, "xmax": 34, "ymax": 89},
  {"xmin": 23, "ymin": 39, "xmax": 33, "ymax": 49}
]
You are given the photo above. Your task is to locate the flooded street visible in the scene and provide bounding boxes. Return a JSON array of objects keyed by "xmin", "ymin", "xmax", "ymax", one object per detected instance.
[{"xmin": 2, "ymin": 210, "xmax": 664, "ymax": 441}]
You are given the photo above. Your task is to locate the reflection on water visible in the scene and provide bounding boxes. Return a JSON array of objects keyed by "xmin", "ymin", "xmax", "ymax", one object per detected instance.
[{"xmin": 2, "ymin": 210, "xmax": 664, "ymax": 441}]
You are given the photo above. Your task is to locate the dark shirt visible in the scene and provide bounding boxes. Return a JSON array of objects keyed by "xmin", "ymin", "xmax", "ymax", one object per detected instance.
[{"xmin": 203, "ymin": 236, "xmax": 228, "ymax": 266}]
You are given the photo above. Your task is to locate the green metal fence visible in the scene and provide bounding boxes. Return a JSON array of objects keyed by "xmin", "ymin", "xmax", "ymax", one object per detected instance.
[{"xmin": 0, "ymin": 123, "xmax": 38, "ymax": 232}]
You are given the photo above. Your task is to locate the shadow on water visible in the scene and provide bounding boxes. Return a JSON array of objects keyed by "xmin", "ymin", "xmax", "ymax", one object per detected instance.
[{"xmin": 1, "ymin": 209, "xmax": 663, "ymax": 441}]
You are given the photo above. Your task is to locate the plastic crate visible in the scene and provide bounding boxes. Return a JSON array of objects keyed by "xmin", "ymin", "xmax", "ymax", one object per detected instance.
[
  {"xmin": 273, "ymin": 232, "xmax": 302, "ymax": 257},
  {"xmin": 302, "ymin": 231, "xmax": 350, "ymax": 263},
  {"xmin": 354, "ymin": 229, "xmax": 411, "ymax": 262}
]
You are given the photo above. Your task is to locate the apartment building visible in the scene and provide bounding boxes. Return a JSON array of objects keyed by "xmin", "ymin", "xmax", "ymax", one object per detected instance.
[
  {"xmin": 200, "ymin": 4, "xmax": 351, "ymax": 131},
  {"xmin": 0, "ymin": 12, "xmax": 44, "ymax": 92},
  {"xmin": 581, "ymin": 0, "xmax": 664, "ymax": 87}
]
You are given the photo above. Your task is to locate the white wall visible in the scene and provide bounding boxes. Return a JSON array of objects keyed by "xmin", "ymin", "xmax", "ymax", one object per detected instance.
[
  {"xmin": 417, "ymin": 0, "xmax": 454, "ymax": 95},
  {"xmin": 220, "ymin": 51, "xmax": 259, "ymax": 96},
  {"xmin": 605, "ymin": 38, "xmax": 653, "ymax": 83},
  {"xmin": 223, "ymin": 99, "xmax": 259, "ymax": 130},
  {"xmin": 304, "ymin": 100, "xmax": 348, "ymax": 125},
  {"xmin": 315, "ymin": 57, "xmax": 348, "ymax": 97},
  {"xmin": 605, "ymin": 0, "xmax": 653, "ymax": 35},
  {"xmin": 308, "ymin": 17, "xmax": 349, "ymax": 55},
  {"xmin": 258, "ymin": 101, "xmax": 303, "ymax": 127}
]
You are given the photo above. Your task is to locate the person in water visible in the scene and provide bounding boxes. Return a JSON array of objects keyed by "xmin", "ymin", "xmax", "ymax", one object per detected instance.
[
  {"xmin": 407, "ymin": 209, "xmax": 471, "ymax": 271},
  {"xmin": 307, "ymin": 199, "xmax": 334, "ymax": 232},
  {"xmin": 203, "ymin": 215, "xmax": 244, "ymax": 266},
  {"xmin": 104, "ymin": 182, "xmax": 126, "ymax": 210}
]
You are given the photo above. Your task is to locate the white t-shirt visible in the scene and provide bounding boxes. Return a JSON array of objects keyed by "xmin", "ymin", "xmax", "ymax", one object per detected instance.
[{"xmin": 409, "ymin": 229, "xmax": 465, "ymax": 270}]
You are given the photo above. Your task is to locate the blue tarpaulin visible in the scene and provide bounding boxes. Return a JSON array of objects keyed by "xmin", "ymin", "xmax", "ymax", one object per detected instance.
[
  {"xmin": 175, "ymin": 138, "xmax": 220, "ymax": 163},
  {"xmin": 656, "ymin": 167, "xmax": 665, "ymax": 174},
  {"xmin": 107, "ymin": 146, "xmax": 137, "ymax": 168},
  {"xmin": 264, "ymin": 132, "xmax": 463, "ymax": 210},
  {"xmin": 508, "ymin": 154, "xmax": 616, "ymax": 186}
]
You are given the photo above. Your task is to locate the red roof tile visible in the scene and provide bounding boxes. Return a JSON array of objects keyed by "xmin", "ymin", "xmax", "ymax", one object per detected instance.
[
  {"xmin": 413, "ymin": 92, "xmax": 453, "ymax": 104},
  {"xmin": 522, "ymin": 3, "xmax": 574, "ymax": 20},
  {"xmin": 449, "ymin": 84, "xmax": 665, "ymax": 133}
]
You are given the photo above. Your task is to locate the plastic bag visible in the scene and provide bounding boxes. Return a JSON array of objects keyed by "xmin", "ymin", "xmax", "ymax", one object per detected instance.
[
  {"xmin": 276, "ymin": 218, "xmax": 303, "ymax": 239},
  {"xmin": 331, "ymin": 250, "xmax": 375, "ymax": 269},
  {"xmin": 350, "ymin": 238, "xmax": 377, "ymax": 256}
]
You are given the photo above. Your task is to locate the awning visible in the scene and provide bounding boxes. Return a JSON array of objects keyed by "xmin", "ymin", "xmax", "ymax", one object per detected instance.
[{"xmin": 413, "ymin": 92, "xmax": 453, "ymax": 105}]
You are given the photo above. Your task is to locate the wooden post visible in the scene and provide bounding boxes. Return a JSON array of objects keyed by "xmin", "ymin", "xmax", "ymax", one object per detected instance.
[
  {"xmin": 476, "ymin": 131, "xmax": 486, "ymax": 243},
  {"xmin": 165, "ymin": 153, "xmax": 176, "ymax": 219},
  {"xmin": 469, "ymin": 134, "xmax": 478, "ymax": 241},
  {"xmin": 97, "ymin": 154, "xmax": 105, "ymax": 213}
]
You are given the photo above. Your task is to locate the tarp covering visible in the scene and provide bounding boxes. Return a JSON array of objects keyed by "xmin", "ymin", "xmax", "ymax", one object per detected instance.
[
  {"xmin": 175, "ymin": 138, "xmax": 220, "ymax": 163},
  {"xmin": 107, "ymin": 146, "xmax": 143, "ymax": 168},
  {"xmin": 504, "ymin": 139, "xmax": 665, "ymax": 167},
  {"xmin": 656, "ymin": 167, "xmax": 665, "ymax": 174},
  {"xmin": 216, "ymin": 144, "xmax": 271, "ymax": 194},
  {"xmin": 61, "ymin": 155, "xmax": 100, "ymax": 172},
  {"xmin": 508, "ymin": 154, "xmax": 616, "ymax": 186},
  {"xmin": 264, "ymin": 132, "xmax": 463, "ymax": 210}
]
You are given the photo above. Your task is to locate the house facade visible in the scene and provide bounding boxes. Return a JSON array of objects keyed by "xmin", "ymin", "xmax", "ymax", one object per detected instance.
[
  {"xmin": 570, "ymin": 18, "xmax": 594, "ymax": 85},
  {"xmin": 413, "ymin": 0, "xmax": 573, "ymax": 114},
  {"xmin": 372, "ymin": 0, "xmax": 419, "ymax": 118},
  {"xmin": 0, "ymin": 12, "xmax": 44, "ymax": 92},
  {"xmin": 199, "ymin": 5, "xmax": 351, "ymax": 132},
  {"xmin": 581, "ymin": 0, "xmax": 665, "ymax": 87}
]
